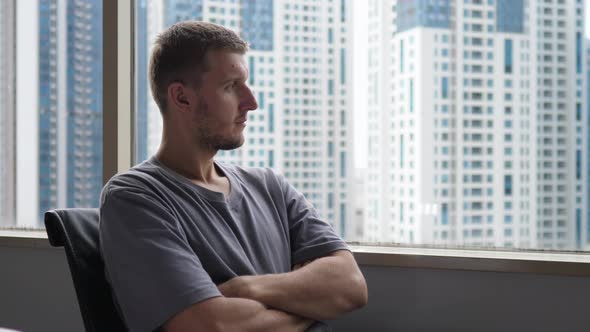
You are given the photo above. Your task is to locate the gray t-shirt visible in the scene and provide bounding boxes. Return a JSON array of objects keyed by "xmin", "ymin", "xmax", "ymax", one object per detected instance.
[{"xmin": 99, "ymin": 157, "xmax": 348, "ymax": 332}]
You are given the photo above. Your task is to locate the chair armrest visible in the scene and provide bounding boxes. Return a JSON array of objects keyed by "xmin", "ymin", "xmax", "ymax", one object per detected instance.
[{"xmin": 44, "ymin": 210, "xmax": 66, "ymax": 247}]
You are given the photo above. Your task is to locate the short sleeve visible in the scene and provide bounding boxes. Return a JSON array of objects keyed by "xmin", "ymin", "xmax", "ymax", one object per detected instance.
[
  {"xmin": 277, "ymin": 174, "xmax": 350, "ymax": 265},
  {"xmin": 99, "ymin": 187, "xmax": 221, "ymax": 332}
]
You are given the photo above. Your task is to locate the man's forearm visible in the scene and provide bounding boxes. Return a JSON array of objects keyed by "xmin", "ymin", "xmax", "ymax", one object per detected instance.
[
  {"xmin": 219, "ymin": 297, "xmax": 312, "ymax": 332},
  {"xmin": 165, "ymin": 296, "xmax": 313, "ymax": 332},
  {"xmin": 219, "ymin": 250, "xmax": 368, "ymax": 320}
]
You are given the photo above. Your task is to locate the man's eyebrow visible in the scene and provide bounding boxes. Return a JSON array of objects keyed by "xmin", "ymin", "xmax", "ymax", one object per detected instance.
[{"xmin": 220, "ymin": 73, "xmax": 248, "ymax": 85}]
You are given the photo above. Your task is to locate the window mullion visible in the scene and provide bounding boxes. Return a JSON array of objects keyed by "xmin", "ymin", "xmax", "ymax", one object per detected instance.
[{"xmin": 103, "ymin": 0, "xmax": 134, "ymax": 185}]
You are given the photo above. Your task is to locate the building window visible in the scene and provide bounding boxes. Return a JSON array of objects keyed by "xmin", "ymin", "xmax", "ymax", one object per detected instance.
[
  {"xmin": 496, "ymin": 0, "xmax": 524, "ymax": 33},
  {"xmin": 576, "ymin": 32, "xmax": 582, "ymax": 73},
  {"xmin": 576, "ymin": 208, "xmax": 582, "ymax": 248},
  {"xmin": 400, "ymin": 40, "xmax": 404, "ymax": 73},
  {"xmin": 258, "ymin": 92, "xmax": 265, "ymax": 109},
  {"xmin": 340, "ymin": 48, "xmax": 346, "ymax": 84},
  {"xmin": 576, "ymin": 150, "xmax": 581, "ymax": 180},
  {"xmin": 268, "ymin": 104, "xmax": 274, "ymax": 133},
  {"xmin": 268, "ymin": 150, "xmax": 274, "ymax": 168},
  {"xmin": 249, "ymin": 56, "xmax": 255, "ymax": 85},
  {"xmin": 340, "ymin": 151, "xmax": 346, "ymax": 177},
  {"xmin": 504, "ymin": 175, "xmax": 512, "ymax": 196},
  {"xmin": 504, "ymin": 39, "xmax": 513, "ymax": 74},
  {"xmin": 442, "ymin": 77, "xmax": 449, "ymax": 99}
]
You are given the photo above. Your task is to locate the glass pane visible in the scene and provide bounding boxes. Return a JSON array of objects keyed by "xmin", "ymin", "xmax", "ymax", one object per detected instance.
[
  {"xmin": 0, "ymin": 2, "xmax": 16, "ymax": 227},
  {"xmin": 135, "ymin": 0, "xmax": 590, "ymax": 252},
  {"xmin": 136, "ymin": 0, "xmax": 354, "ymax": 241},
  {"xmin": 0, "ymin": 0, "xmax": 103, "ymax": 230}
]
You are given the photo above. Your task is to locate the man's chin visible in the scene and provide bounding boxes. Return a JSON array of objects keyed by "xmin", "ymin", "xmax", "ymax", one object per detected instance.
[{"xmin": 216, "ymin": 137, "xmax": 244, "ymax": 151}]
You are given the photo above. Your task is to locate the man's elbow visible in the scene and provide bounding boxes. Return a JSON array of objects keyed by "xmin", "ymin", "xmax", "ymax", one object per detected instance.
[
  {"xmin": 332, "ymin": 273, "xmax": 368, "ymax": 317},
  {"xmin": 348, "ymin": 273, "xmax": 368, "ymax": 309}
]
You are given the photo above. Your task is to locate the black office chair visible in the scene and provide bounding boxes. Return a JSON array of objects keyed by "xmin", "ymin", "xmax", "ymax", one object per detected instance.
[{"xmin": 44, "ymin": 208, "xmax": 127, "ymax": 332}]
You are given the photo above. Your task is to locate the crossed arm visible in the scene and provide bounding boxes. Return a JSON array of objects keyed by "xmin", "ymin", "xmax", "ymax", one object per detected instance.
[{"xmin": 164, "ymin": 250, "xmax": 368, "ymax": 331}]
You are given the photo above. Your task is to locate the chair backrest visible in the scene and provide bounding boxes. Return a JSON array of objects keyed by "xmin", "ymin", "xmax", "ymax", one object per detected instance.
[{"xmin": 44, "ymin": 208, "xmax": 127, "ymax": 332}]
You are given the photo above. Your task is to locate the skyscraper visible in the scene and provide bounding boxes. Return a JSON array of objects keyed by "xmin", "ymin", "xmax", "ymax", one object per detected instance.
[
  {"xmin": 37, "ymin": 0, "xmax": 103, "ymax": 224},
  {"xmin": 139, "ymin": 0, "xmax": 355, "ymax": 238},
  {"xmin": 366, "ymin": 0, "xmax": 587, "ymax": 250}
]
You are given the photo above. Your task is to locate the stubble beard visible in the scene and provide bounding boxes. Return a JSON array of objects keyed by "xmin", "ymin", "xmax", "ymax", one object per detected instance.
[{"xmin": 195, "ymin": 99, "xmax": 245, "ymax": 151}]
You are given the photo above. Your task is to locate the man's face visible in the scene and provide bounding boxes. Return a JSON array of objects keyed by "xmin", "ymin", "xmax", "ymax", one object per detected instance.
[{"xmin": 190, "ymin": 50, "xmax": 258, "ymax": 151}]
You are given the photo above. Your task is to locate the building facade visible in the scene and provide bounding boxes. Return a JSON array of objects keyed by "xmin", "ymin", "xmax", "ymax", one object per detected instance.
[
  {"xmin": 366, "ymin": 0, "xmax": 588, "ymax": 250},
  {"xmin": 37, "ymin": 0, "xmax": 103, "ymax": 225}
]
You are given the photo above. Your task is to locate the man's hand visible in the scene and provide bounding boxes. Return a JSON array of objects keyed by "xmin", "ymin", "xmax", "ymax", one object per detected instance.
[
  {"xmin": 216, "ymin": 250, "xmax": 367, "ymax": 321},
  {"xmin": 213, "ymin": 277, "xmax": 315, "ymax": 332},
  {"xmin": 217, "ymin": 275, "xmax": 255, "ymax": 299},
  {"xmin": 164, "ymin": 296, "xmax": 314, "ymax": 332}
]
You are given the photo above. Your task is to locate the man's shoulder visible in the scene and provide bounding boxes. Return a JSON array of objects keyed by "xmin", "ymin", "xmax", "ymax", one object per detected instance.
[
  {"xmin": 102, "ymin": 159, "xmax": 165, "ymax": 197},
  {"xmin": 219, "ymin": 162, "xmax": 283, "ymax": 187}
]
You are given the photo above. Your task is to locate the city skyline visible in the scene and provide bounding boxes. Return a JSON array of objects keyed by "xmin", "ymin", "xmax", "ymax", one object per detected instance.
[{"xmin": 1, "ymin": 0, "xmax": 590, "ymax": 253}]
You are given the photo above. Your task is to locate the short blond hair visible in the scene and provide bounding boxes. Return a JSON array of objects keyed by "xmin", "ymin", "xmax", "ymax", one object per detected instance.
[{"xmin": 149, "ymin": 21, "xmax": 249, "ymax": 113}]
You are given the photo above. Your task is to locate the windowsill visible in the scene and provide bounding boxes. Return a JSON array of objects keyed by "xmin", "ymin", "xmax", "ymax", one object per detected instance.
[
  {"xmin": 351, "ymin": 244, "xmax": 590, "ymax": 277},
  {"xmin": 2, "ymin": 231, "xmax": 590, "ymax": 276},
  {"xmin": 0, "ymin": 230, "xmax": 52, "ymax": 249}
]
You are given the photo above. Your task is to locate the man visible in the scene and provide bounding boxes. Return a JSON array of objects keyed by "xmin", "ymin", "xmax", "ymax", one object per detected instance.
[{"xmin": 99, "ymin": 21, "xmax": 367, "ymax": 332}]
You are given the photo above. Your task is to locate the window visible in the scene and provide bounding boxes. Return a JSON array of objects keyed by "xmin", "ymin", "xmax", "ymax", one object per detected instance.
[
  {"xmin": 504, "ymin": 175, "xmax": 512, "ymax": 196},
  {"xmin": 400, "ymin": 40, "xmax": 404, "ymax": 73},
  {"xmin": 442, "ymin": 77, "xmax": 449, "ymax": 99},
  {"xmin": 576, "ymin": 32, "xmax": 582, "ymax": 73},
  {"xmin": 504, "ymin": 39, "xmax": 513, "ymax": 74},
  {"xmin": 5, "ymin": 0, "xmax": 590, "ymax": 256},
  {"xmin": 497, "ymin": 0, "xmax": 524, "ymax": 33},
  {"xmin": 1, "ymin": 0, "xmax": 103, "ymax": 229}
]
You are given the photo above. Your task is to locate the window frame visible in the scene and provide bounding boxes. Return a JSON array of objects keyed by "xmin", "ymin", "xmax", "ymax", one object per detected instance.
[{"xmin": 103, "ymin": 0, "xmax": 134, "ymax": 182}]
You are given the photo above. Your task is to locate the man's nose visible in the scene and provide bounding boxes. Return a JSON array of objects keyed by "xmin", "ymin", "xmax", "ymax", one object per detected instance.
[{"xmin": 240, "ymin": 86, "xmax": 258, "ymax": 111}]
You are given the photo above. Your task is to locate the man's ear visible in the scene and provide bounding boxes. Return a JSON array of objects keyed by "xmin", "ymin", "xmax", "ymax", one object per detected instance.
[{"xmin": 168, "ymin": 82, "xmax": 193, "ymax": 113}]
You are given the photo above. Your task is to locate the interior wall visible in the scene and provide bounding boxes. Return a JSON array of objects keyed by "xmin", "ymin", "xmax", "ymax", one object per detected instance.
[
  {"xmin": 1, "ymin": 246, "xmax": 589, "ymax": 332},
  {"xmin": 330, "ymin": 265, "xmax": 590, "ymax": 332},
  {"xmin": 0, "ymin": 247, "xmax": 83, "ymax": 332}
]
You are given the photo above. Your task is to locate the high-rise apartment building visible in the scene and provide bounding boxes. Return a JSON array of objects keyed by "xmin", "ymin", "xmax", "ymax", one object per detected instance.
[
  {"xmin": 0, "ymin": 1, "xmax": 16, "ymax": 226},
  {"xmin": 37, "ymin": 0, "xmax": 103, "ymax": 224},
  {"xmin": 139, "ymin": 0, "xmax": 355, "ymax": 238},
  {"xmin": 366, "ymin": 0, "xmax": 587, "ymax": 250}
]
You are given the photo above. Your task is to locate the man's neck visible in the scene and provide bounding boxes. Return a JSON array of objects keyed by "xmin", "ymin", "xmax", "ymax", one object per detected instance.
[{"xmin": 155, "ymin": 144, "xmax": 222, "ymax": 185}]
